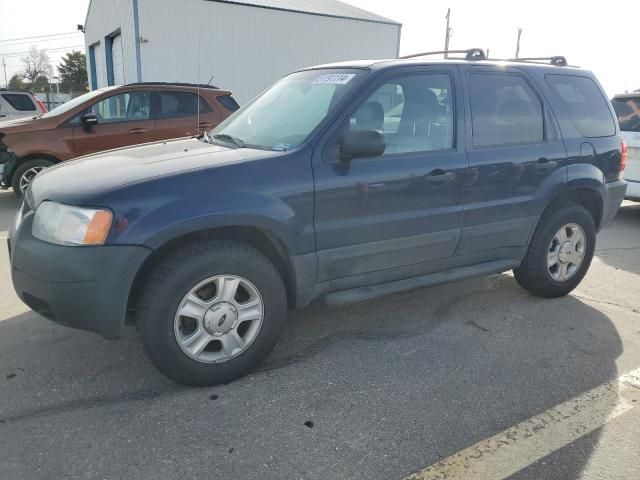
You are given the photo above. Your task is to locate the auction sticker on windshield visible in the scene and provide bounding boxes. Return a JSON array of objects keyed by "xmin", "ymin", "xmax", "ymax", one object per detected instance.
[{"xmin": 312, "ymin": 73, "xmax": 357, "ymax": 85}]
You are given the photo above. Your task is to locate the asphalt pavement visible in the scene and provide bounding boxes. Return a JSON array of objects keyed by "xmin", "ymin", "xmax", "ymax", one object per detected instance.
[{"xmin": 1, "ymin": 189, "xmax": 639, "ymax": 480}]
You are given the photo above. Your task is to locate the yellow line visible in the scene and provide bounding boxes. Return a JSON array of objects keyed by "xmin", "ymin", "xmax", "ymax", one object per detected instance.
[{"xmin": 405, "ymin": 368, "xmax": 640, "ymax": 480}]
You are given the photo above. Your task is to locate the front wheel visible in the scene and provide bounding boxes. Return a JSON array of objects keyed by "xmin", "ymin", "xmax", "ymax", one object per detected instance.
[
  {"xmin": 12, "ymin": 159, "xmax": 54, "ymax": 197},
  {"xmin": 514, "ymin": 203, "xmax": 596, "ymax": 298},
  {"xmin": 136, "ymin": 240, "xmax": 287, "ymax": 386}
]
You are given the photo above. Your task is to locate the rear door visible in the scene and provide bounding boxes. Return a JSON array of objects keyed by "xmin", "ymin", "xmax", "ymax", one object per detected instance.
[
  {"xmin": 154, "ymin": 90, "xmax": 219, "ymax": 140},
  {"xmin": 458, "ymin": 67, "xmax": 567, "ymax": 256},
  {"xmin": 71, "ymin": 90, "xmax": 155, "ymax": 157}
]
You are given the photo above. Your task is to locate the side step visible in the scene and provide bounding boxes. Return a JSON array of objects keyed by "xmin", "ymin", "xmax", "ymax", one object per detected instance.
[{"xmin": 324, "ymin": 260, "xmax": 518, "ymax": 306}]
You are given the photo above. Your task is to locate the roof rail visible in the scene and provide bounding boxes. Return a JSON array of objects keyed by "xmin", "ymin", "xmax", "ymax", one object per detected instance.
[
  {"xmin": 125, "ymin": 82, "xmax": 221, "ymax": 89},
  {"xmin": 400, "ymin": 48, "xmax": 487, "ymax": 61},
  {"xmin": 509, "ymin": 56, "xmax": 568, "ymax": 67}
]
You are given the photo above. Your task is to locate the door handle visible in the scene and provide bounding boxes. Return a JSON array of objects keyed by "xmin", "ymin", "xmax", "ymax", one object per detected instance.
[
  {"xmin": 535, "ymin": 158, "xmax": 557, "ymax": 171},
  {"xmin": 129, "ymin": 128, "xmax": 148, "ymax": 134},
  {"xmin": 198, "ymin": 123, "xmax": 212, "ymax": 129},
  {"xmin": 425, "ymin": 169, "xmax": 456, "ymax": 184}
]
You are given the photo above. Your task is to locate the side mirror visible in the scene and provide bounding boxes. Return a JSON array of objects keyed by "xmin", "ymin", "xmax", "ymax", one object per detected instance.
[
  {"xmin": 81, "ymin": 112, "xmax": 98, "ymax": 131},
  {"xmin": 340, "ymin": 129, "xmax": 385, "ymax": 161}
]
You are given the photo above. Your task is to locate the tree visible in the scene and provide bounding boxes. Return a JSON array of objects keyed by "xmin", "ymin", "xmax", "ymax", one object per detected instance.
[
  {"xmin": 33, "ymin": 75, "xmax": 49, "ymax": 92},
  {"xmin": 21, "ymin": 46, "xmax": 52, "ymax": 84},
  {"xmin": 8, "ymin": 74, "xmax": 25, "ymax": 90},
  {"xmin": 57, "ymin": 51, "xmax": 88, "ymax": 92}
]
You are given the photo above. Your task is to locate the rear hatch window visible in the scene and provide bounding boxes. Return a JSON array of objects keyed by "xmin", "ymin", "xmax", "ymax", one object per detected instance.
[
  {"xmin": 611, "ymin": 97, "xmax": 640, "ymax": 133},
  {"xmin": 545, "ymin": 75, "xmax": 616, "ymax": 137},
  {"xmin": 1, "ymin": 93, "xmax": 36, "ymax": 111}
]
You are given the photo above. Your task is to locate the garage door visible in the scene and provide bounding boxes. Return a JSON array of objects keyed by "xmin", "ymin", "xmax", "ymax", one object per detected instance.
[{"xmin": 112, "ymin": 34, "xmax": 125, "ymax": 85}]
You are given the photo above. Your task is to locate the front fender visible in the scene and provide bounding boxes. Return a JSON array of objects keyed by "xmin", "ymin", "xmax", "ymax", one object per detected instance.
[{"xmin": 110, "ymin": 190, "xmax": 303, "ymax": 253}]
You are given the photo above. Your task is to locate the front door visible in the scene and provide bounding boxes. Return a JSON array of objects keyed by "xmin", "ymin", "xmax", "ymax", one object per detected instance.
[
  {"xmin": 313, "ymin": 68, "xmax": 468, "ymax": 282},
  {"xmin": 72, "ymin": 90, "xmax": 155, "ymax": 157},
  {"xmin": 458, "ymin": 67, "xmax": 567, "ymax": 256}
]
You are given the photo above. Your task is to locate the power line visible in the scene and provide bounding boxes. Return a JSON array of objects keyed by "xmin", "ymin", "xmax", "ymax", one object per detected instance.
[
  {"xmin": 1, "ymin": 34, "xmax": 83, "ymax": 47},
  {"xmin": 0, "ymin": 45, "xmax": 85, "ymax": 58},
  {"xmin": 0, "ymin": 31, "xmax": 82, "ymax": 43}
]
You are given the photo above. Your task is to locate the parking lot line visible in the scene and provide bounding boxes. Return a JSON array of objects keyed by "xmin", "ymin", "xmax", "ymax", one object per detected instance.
[{"xmin": 404, "ymin": 368, "xmax": 640, "ymax": 480}]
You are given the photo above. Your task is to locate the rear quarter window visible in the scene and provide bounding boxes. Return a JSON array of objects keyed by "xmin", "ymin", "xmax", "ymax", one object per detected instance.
[
  {"xmin": 217, "ymin": 94, "xmax": 240, "ymax": 112},
  {"xmin": 1, "ymin": 93, "xmax": 36, "ymax": 111},
  {"xmin": 545, "ymin": 74, "xmax": 616, "ymax": 137}
]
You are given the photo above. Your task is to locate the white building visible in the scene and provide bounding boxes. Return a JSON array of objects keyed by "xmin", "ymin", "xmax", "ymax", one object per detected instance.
[{"xmin": 83, "ymin": 0, "xmax": 401, "ymax": 103}]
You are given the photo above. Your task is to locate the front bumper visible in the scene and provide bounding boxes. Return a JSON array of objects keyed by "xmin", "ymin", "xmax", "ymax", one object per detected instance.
[
  {"xmin": 601, "ymin": 179, "xmax": 628, "ymax": 227},
  {"xmin": 9, "ymin": 213, "xmax": 151, "ymax": 339}
]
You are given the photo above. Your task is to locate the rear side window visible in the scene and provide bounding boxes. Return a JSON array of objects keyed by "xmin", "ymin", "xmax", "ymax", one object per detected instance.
[
  {"xmin": 468, "ymin": 73, "xmax": 544, "ymax": 148},
  {"xmin": 1, "ymin": 93, "xmax": 36, "ymax": 111},
  {"xmin": 217, "ymin": 94, "xmax": 240, "ymax": 112},
  {"xmin": 611, "ymin": 97, "xmax": 640, "ymax": 133},
  {"xmin": 546, "ymin": 75, "xmax": 616, "ymax": 137},
  {"xmin": 160, "ymin": 91, "xmax": 211, "ymax": 119}
]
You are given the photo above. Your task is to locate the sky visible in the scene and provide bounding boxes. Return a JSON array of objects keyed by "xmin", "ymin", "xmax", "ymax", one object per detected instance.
[{"xmin": 0, "ymin": 0, "xmax": 638, "ymax": 96}]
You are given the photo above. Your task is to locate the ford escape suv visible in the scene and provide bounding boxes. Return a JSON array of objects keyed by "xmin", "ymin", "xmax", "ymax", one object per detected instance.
[
  {"xmin": 9, "ymin": 50, "xmax": 627, "ymax": 386},
  {"xmin": 0, "ymin": 82, "xmax": 239, "ymax": 196}
]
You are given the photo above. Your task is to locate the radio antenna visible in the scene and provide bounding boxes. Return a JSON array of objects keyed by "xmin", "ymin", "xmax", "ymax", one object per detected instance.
[{"xmin": 196, "ymin": 23, "xmax": 202, "ymax": 137}]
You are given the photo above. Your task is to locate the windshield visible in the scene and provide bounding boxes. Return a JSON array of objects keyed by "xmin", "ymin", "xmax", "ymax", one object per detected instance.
[
  {"xmin": 210, "ymin": 69, "xmax": 366, "ymax": 150},
  {"xmin": 42, "ymin": 87, "xmax": 119, "ymax": 118},
  {"xmin": 612, "ymin": 97, "xmax": 640, "ymax": 133}
]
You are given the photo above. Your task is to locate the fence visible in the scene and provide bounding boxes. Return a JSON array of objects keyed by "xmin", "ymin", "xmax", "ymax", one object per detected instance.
[{"xmin": 33, "ymin": 91, "xmax": 86, "ymax": 111}]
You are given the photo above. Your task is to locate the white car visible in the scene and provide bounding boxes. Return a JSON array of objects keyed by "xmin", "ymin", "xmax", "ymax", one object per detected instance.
[
  {"xmin": 612, "ymin": 93, "xmax": 640, "ymax": 200},
  {"xmin": 0, "ymin": 89, "xmax": 47, "ymax": 121}
]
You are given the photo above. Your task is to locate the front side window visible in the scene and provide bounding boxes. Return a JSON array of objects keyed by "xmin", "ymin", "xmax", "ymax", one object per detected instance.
[
  {"xmin": 160, "ymin": 91, "xmax": 211, "ymax": 119},
  {"xmin": 210, "ymin": 69, "xmax": 366, "ymax": 150},
  {"xmin": 611, "ymin": 97, "xmax": 640, "ymax": 133},
  {"xmin": 546, "ymin": 74, "xmax": 616, "ymax": 137},
  {"xmin": 89, "ymin": 91, "xmax": 151, "ymax": 123},
  {"xmin": 469, "ymin": 73, "xmax": 544, "ymax": 148},
  {"xmin": 347, "ymin": 73, "xmax": 454, "ymax": 155},
  {"xmin": 1, "ymin": 93, "xmax": 36, "ymax": 111}
]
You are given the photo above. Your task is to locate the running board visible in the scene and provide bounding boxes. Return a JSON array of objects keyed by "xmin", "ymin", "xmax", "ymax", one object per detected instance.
[{"xmin": 324, "ymin": 260, "xmax": 518, "ymax": 306}]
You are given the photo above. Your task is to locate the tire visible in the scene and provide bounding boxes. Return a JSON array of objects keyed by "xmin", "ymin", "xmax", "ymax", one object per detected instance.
[
  {"xmin": 514, "ymin": 202, "xmax": 596, "ymax": 298},
  {"xmin": 136, "ymin": 239, "xmax": 287, "ymax": 386},
  {"xmin": 12, "ymin": 158, "xmax": 54, "ymax": 197}
]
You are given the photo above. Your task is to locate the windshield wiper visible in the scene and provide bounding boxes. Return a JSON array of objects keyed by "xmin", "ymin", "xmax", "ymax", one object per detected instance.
[{"xmin": 211, "ymin": 133, "xmax": 246, "ymax": 148}]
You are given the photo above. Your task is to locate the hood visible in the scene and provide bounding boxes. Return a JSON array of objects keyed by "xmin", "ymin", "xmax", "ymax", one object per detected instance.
[
  {"xmin": 28, "ymin": 137, "xmax": 279, "ymax": 207},
  {"xmin": 0, "ymin": 115, "xmax": 58, "ymax": 134}
]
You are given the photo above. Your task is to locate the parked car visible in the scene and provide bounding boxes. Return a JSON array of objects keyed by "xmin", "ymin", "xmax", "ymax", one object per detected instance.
[
  {"xmin": 9, "ymin": 50, "xmax": 627, "ymax": 386},
  {"xmin": 0, "ymin": 88, "xmax": 48, "ymax": 122},
  {"xmin": 0, "ymin": 82, "xmax": 239, "ymax": 196},
  {"xmin": 611, "ymin": 92, "xmax": 640, "ymax": 200}
]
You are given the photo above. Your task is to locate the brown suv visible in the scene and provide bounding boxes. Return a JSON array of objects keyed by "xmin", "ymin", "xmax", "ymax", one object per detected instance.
[{"xmin": 0, "ymin": 82, "xmax": 239, "ymax": 195}]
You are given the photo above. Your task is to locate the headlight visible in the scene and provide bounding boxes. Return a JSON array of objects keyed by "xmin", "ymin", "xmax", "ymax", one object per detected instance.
[{"xmin": 32, "ymin": 201, "xmax": 113, "ymax": 246}]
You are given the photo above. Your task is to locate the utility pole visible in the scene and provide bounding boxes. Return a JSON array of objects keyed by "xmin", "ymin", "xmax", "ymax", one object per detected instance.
[
  {"xmin": 444, "ymin": 8, "xmax": 451, "ymax": 58},
  {"xmin": 2, "ymin": 58, "xmax": 7, "ymax": 87},
  {"xmin": 515, "ymin": 28, "xmax": 522, "ymax": 59}
]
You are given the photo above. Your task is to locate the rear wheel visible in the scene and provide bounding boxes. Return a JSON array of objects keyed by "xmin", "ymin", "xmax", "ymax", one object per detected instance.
[
  {"xmin": 12, "ymin": 159, "xmax": 54, "ymax": 197},
  {"xmin": 514, "ymin": 203, "xmax": 596, "ymax": 298},
  {"xmin": 136, "ymin": 239, "xmax": 287, "ymax": 386}
]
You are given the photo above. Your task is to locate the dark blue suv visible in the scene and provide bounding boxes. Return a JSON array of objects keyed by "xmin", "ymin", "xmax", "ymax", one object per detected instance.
[{"xmin": 9, "ymin": 50, "xmax": 627, "ymax": 385}]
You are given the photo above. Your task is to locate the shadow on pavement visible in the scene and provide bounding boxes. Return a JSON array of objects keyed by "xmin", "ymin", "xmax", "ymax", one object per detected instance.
[
  {"xmin": 596, "ymin": 202, "xmax": 640, "ymax": 276},
  {"xmin": 0, "ymin": 274, "xmax": 623, "ymax": 480}
]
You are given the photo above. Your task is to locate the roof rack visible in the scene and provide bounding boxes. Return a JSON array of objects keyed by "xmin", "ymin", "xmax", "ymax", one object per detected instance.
[
  {"xmin": 508, "ymin": 56, "xmax": 568, "ymax": 67},
  {"xmin": 125, "ymin": 82, "xmax": 221, "ymax": 89},
  {"xmin": 400, "ymin": 48, "xmax": 487, "ymax": 61}
]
